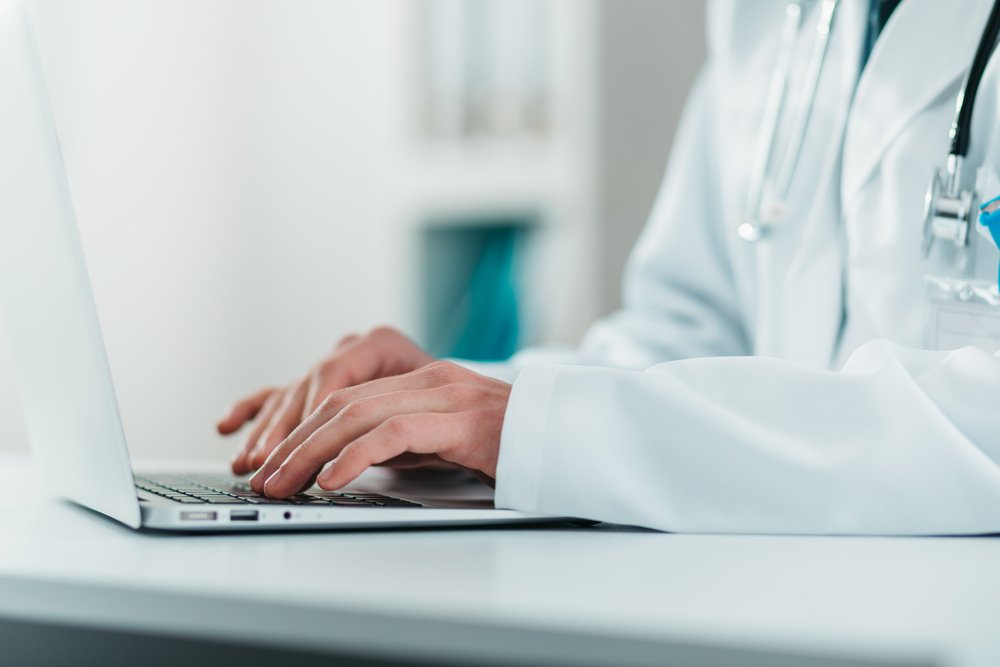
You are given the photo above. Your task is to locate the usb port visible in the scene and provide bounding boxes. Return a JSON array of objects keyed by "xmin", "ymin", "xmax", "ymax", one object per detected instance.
[{"xmin": 230, "ymin": 510, "xmax": 259, "ymax": 522}]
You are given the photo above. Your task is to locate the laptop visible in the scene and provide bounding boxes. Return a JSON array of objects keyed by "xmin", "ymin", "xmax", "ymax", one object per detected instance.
[{"xmin": 0, "ymin": 0, "xmax": 564, "ymax": 531}]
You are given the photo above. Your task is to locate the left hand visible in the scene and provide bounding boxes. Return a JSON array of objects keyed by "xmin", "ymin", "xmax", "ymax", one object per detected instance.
[{"xmin": 248, "ymin": 361, "xmax": 511, "ymax": 498}]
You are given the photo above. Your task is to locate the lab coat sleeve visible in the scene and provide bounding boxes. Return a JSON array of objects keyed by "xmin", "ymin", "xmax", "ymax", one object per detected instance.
[
  {"xmin": 496, "ymin": 340, "xmax": 1000, "ymax": 535},
  {"xmin": 573, "ymin": 59, "xmax": 749, "ymax": 369}
]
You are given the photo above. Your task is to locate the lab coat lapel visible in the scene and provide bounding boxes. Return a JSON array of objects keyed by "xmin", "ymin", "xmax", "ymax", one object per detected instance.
[
  {"xmin": 781, "ymin": 0, "xmax": 867, "ymax": 369},
  {"xmin": 841, "ymin": 0, "xmax": 990, "ymax": 208}
]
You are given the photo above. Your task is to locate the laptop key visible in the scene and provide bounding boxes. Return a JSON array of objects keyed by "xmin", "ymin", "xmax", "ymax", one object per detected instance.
[{"xmin": 138, "ymin": 474, "xmax": 421, "ymax": 509}]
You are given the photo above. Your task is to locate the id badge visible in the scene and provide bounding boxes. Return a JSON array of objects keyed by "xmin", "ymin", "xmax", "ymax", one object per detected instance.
[{"xmin": 925, "ymin": 276, "xmax": 1000, "ymax": 352}]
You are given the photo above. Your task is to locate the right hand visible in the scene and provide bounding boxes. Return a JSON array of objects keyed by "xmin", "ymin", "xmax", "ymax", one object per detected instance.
[{"xmin": 217, "ymin": 327, "xmax": 436, "ymax": 475}]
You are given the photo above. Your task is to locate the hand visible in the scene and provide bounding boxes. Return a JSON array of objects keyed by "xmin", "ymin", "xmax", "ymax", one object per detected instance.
[
  {"xmin": 247, "ymin": 361, "xmax": 511, "ymax": 498},
  {"xmin": 217, "ymin": 327, "xmax": 435, "ymax": 474}
]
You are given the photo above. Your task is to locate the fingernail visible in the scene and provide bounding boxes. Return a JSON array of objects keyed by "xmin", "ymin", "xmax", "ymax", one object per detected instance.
[{"xmin": 264, "ymin": 469, "xmax": 284, "ymax": 493}]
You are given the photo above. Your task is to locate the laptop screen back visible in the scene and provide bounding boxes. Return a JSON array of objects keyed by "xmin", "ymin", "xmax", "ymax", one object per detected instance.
[{"xmin": 0, "ymin": 0, "xmax": 140, "ymax": 527}]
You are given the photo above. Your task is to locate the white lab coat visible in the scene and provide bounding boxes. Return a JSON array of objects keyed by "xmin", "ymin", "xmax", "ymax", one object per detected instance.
[{"xmin": 486, "ymin": 0, "xmax": 1000, "ymax": 534}]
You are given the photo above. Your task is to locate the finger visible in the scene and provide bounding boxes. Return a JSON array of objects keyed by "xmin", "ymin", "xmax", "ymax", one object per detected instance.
[
  {"xmin": 365, "ymin": 326, "xmax": 435, "ymax": 375},
  {"xmin": 333, "ymin": 333, "xmax": 360, "ymax": 351},
  {"xmin": 376, "ymin": 452, "xmax": 443, "ymax": 469},
  {"xmin": 470, "ymin": 470, "xmax": 496, "ymax": 489},
  {"xmin": 230, "ymin": 390, "xmax": 284, "ymax": 475},
  {"xmin": 300, "ymin": 339, "xmax": 382, "ymax": 417},
  {"xmin": 257, "ymin": 385, "xmax": 462, "ymax": 497},
  {"xmin": 307, "ymin": 328, "xmax": 437, "ymax": 418},
  {"xmin": 216, "ymin": 387, "xmax": 277, "ymax": 435},
  {"xmin": 248, "ymin": 378, "xmax": 309, "ymax": 469},
  {"xmin": 320, "ymin": 335, "xmax": 386, "ymax": 391},
  {"xmin": 317, "ymin": 413, "xmax": 457, "ymax": 491},
  {"xmin": 250, "ymin": 363, "xmax": 462, "ymax": 492},
  {"xmin": 303, "ymin": 366, "xmax": 327, "ymax": 418}
]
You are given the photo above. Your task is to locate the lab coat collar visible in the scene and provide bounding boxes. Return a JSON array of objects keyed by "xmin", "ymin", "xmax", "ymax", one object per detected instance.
[{"xmin": 841, "ymin": 0, "xmax": 992, "ymax": 207}]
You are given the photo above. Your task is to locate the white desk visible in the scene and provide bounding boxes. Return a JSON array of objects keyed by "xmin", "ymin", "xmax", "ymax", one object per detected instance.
[{"xmin": 1, "ymin": 454, "xmax": 999, "ymax": 667}]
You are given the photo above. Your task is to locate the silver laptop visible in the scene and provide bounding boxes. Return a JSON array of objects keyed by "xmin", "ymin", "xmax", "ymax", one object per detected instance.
[{"xmin": 0, "ymin": 0, "xmax": 563, "ymax": 531}]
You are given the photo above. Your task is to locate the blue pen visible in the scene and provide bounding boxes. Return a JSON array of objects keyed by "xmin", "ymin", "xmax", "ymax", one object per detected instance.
[{"xmin": 979, "ymin": 195, "xmax": 1000, "ymax": 287}]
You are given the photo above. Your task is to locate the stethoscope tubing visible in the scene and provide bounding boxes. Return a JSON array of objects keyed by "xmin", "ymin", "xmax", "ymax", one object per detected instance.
[
  {"xmin": 950, "ymin": 0, "xmax": 1000, "ymax": 159},
  {"xmin": 741, "ymin": 0, "xmax": 839, "ymax": 241},
  {"xmin": 774, "ymin": 0, "xmax": 839, "ymax": 197},
  {"xmin": 745, "ymin": 0, "xmax": 1000, "ymax": 251}
]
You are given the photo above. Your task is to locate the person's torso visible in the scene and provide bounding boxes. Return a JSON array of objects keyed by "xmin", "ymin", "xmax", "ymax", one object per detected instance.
[{"xmin": 706, "ymin": 0, "xmax": 1000, "ymax": 368}]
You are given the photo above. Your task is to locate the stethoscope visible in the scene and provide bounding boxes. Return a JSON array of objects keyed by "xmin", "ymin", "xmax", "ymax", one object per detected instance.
[
  {"xmin": 739, "ymin": 0, "xmax": 1000, "ymax": 254},
  {"xmin": 739, "ymin": 0, "xmax": 839, "ymax": 243},
  {"xmin": 923, "ymin": 0, "xmax": 1000, "ymax": 257}
]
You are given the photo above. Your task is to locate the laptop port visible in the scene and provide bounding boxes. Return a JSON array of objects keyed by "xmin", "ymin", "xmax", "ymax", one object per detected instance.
[
  {"xmin": 230, "ymin": 510, "xmax": 259, "ymax": 522},
  {"xmin": 180, "ymin": 511, "xmax": 217, "ymax": 521}
]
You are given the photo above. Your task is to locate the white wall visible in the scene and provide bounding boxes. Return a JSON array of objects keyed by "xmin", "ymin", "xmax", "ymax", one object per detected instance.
[
  {"xmin": 0, "ymin": 0, "xmax": 706, "ymax": 462},
  {"xmin": 6, "ymin": 0, "xmax": 419, "ymax": 462},
  {"xmin": 596, "ymin": 0, "xmax": 706, "ymax": 314}
]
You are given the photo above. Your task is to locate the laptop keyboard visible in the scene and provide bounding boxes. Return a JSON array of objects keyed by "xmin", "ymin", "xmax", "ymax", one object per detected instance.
[{"xmin": 134, "ymin": 474, "xmax": 421, "ymax": 508}]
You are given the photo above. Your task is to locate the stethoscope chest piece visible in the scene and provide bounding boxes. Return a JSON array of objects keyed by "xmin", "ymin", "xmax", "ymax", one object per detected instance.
[
  {"xmin": 738, "ymin": 221, "xmax": 766, "ymax": 243},
  {"xmin": 922, "ymin": 157, "xmax": 974, "ymax": 258}
]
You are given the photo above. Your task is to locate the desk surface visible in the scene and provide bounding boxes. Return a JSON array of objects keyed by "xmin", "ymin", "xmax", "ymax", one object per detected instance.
[{"xmin": 1, "ymin": 454, "xmax": 999, "ymax": 667}]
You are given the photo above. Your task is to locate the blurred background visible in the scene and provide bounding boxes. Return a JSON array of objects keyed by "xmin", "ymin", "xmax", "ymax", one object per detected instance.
[{"xmin": 0, "ymin": 0, "xmax": 705, "ymax": 461}]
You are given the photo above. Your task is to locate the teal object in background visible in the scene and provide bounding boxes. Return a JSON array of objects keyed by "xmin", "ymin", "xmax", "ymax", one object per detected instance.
[
  {"xmin": 421, "ymin": 217, "xmax": 533, "ymax": 362},
  {"xmin": 449, "ymin": 227, "xmax": 520, "ymax": 360},
  {"xmin": 980, "ymin": 195, "xmax": 1000, "ymax": 286}
]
